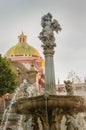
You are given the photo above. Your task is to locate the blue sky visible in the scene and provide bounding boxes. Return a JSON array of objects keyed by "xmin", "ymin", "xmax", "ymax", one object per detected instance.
[{"xmin": 0, "ymin": 0, "xmax": 86, "ymax": 83}]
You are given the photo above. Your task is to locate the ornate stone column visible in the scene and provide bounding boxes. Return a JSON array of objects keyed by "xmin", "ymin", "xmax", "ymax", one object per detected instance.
[
  {"xmin": 39, "ymin": 12, "xmax": 61, "ymax": 95},
  {"xmin": 42, "ymin": 44, "xmax": 56, "ymax": 94}
]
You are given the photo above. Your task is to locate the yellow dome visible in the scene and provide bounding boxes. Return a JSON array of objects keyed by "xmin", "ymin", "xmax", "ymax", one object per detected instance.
[
  {"xmin": 6, "ymin": 42, "xmax": 40, "ymax": 56},
  {"xmin": 6, "ymin": 32, "xmax": 40, "ymax": 57}
]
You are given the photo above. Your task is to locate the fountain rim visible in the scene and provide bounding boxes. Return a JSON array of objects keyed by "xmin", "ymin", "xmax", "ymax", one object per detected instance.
[{"xmin": 12, "ymin": 94, "xmax": 85, "ymax": 114}]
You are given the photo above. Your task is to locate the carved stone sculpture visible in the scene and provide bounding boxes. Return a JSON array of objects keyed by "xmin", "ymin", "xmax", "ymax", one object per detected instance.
[
  {"xmin": 39, "ymin": 12, "xmax": 61, "ymax": 46},
  {"xmin": 64, "ymin": 80, "xmax": 74, "ymax": 95},
  {"xmin": 21, "ymin": 79, "xmax": 28, "ymax": 97},
  {"xmin": 39, "ymin": 13, "xmax": 61, "ymax": 95},
  {"xmin": 65, "ymin": 114, "xmax": 78, "ymax": 130}
]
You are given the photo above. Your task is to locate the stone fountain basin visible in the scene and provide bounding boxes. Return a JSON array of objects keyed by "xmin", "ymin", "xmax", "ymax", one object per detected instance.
[{"xmin": 12, "ymin": 95, "xmax": 85, "ymax": 114}]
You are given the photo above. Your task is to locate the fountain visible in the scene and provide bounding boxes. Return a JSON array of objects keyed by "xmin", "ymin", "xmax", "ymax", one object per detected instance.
[
  {"xmin": 0, "ymin": 87, "xmax": 21, "ymax": 130},
  {"xmin": 11, "ymin": 13, "xmax": 86, "ymax": 130}
]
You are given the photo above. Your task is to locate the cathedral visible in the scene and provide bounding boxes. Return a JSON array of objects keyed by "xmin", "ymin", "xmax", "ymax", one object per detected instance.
[
  {"xmin": 4, "ymin": 32, "xmax": 45, "ymax": 89},
  {"xmin": 5, "ymin": 32, "xmax": 44, "ymax": 75}
]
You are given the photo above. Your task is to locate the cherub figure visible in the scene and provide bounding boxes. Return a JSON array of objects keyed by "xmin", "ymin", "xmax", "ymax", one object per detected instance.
[
  {"xmin": 64, "ymin": 80, "xmax": 74, "ymax": 95},
  {"xmin": 39, "ymin": 13, "xmax": 61, "ymax": 45}
]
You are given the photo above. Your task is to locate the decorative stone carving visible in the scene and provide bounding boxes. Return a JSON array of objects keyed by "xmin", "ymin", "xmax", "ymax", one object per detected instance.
[
  {"xmin": 20, "ymin": 79, "xmax": 28, "ymax": 97},
  {"xmin": 32, "ymin": 115, "xmax": 39, "ymax": 130},
  {"xmin": 39, "ymin": 13, "xmax": 62, "ymax": 95},
  {"xmin": 43, "ymin": 45, "xmax": 55, "ymax": 55},
  {"xmin": 64, "ymin": 80, "xmax": 74, "ymax": 95},
  {"xmin": 39, "ymin": 12, "xmax": 61, "ymax": 46},
  {"xmin": 65, "ymin": 114, "xmax": 78, "ymax": 130},
  {"xmin": 48, "ymin": 108, "xmax": 63, "ymax": 130}
]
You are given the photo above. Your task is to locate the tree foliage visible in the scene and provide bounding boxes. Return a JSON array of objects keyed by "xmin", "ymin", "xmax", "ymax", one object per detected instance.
[{"xmin": 0, "ymin": 54, "xmax": 17, "ymax": 96}]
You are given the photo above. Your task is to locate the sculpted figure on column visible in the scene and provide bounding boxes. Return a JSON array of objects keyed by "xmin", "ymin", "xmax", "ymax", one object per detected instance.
[{"xmin": 39, "ymin": 12, "xmax": 61, "ymax": 45}]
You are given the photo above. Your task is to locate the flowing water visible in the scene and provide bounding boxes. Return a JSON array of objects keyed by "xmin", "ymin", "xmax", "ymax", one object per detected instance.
[
  {"xmin": 0, "ymin": 80, "xmax": 37, "ymax": 130},
  {"xmin": 0, "ymin": 87, "xmax": 20, "ymax": 130},
  {"xmin": 17, "ymin": 115, "xmax": 23, "ymax": 130}
]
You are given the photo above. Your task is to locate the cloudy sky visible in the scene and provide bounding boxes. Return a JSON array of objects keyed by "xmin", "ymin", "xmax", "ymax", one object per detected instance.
[{"xmin": 0, "ymin": 0, "xmax": 86, "ymax": 83}]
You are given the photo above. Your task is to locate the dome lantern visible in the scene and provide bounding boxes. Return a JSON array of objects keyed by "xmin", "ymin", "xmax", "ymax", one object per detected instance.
[{"xmin": 18, "ymin": 32, "xmax": 27, "ymax": 43}]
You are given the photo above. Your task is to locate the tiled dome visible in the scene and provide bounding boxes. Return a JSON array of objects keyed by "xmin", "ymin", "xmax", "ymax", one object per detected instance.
[{"xmin": 6, "ymin": 32, "xmax": 40, "ymax": 57}]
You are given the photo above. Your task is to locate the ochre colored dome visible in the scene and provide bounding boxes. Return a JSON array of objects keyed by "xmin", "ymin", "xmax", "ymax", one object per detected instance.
[
  {"xmin": 6, "ymin": 33, "xmax": 40, "ymax": 57},
  {"xmin": 6, "ymin": 42, "xmax": 40, "ymax": 56}
]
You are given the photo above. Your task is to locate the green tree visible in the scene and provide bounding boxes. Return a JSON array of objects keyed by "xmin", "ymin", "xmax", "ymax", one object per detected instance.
[{"xmin": 0, "ymin": 54, "xmax": 17, "ymax": 96}]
